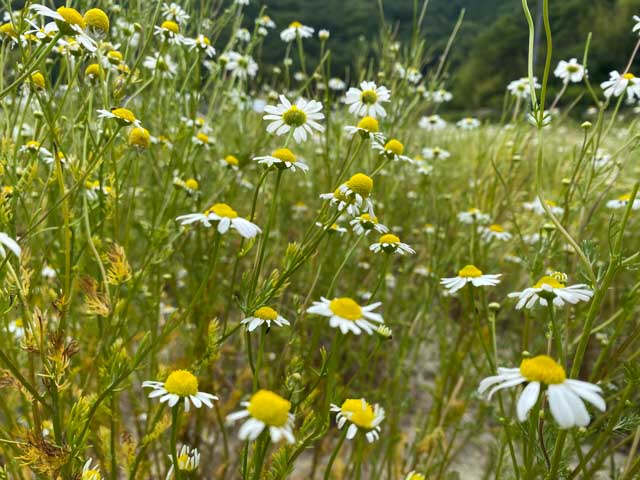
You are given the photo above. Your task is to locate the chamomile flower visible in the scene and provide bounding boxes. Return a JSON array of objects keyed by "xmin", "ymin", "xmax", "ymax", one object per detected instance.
[
  {"xmin": 263, "ymin": 95, "xmax": 325, "ymax": 143},
  {"xmin": 327, "ymin": 173, "xmax": 375, "ymax": 216},
  {"xmin": 350, "ymin": 214, "xmax": 388, "ymax": 235},
  {"xmin": 554, "ymin": 58, "xmax": 585, "ymax": 83},
  {"xmin": 507, "ymin": 77, "xmax": 540, "ymax": 98},
  {"xmin": 606, "ymin": 193, "xmax": 640, "ymax": 210},
  {"xmin": 523, "ymin": 198, "xmax": 564, "ymax": 216},
  {"xmin": 8, "ymin": 319, "xmax": 25, "ymax": 339},
  {"xmin": 601, "ymin": 71, "xmax": 640, "ymax": 99},
  {"xmin": 422, "ymin": 147, "xmax": 450, "ymax": 160},
  {"xmin": 507, "ymin": 272, "xmax": 593, "ymax": 309},
  {"xmin": 328, "ymin": 78, "xmax": 347, "ymax": 91},
  {"xmin": 254, "ymin": 148, "xmax": 309, "ymax": 172},
  {"xmin": 192, "ymin": 132, "xmax": 213, "ymax": 147},
  {"xmin": 30, "ymin": 4, "xmax": 97, "ymax": 52},
  {"xmin": 330, "ymin": 398, "xmax": 385, "ymax": 442},
  {"xmin": 83, "ymin": 8, "xmax": 109, "ymax": 38},
  {"xmin": 143, "ymin": 53, "xmax": 177, "ymax": 78},
  {"xmin": 479, "ymin": 224, "xmax": 513, "ymax": 242},
  {"xmin": 424, "ymin": 88, "xmax": 453, "ymax": 103},
  {"xmin": 176, "ymin": 203, "xmax": 261, "ymax": 238},
  {"xmin": 440, "ymin": 265, "xmax": 502, "ymax": 294},
  {"xmin": 219, "ymin": 155, "xmax": 240, "ymax": 170},
  {"xmin": 307, "ymin": 297, "xmax": 384, "ymax": 335},
  {"xmin": 225, "ymin": 51, "xmax": 258, "ymax": 79},
  {"xmin": 226, "ymin": 390, "xmax": 295, "ymax": 443},
  {"xmin": 372, "ymin": 139, "xmax": 413, "ymax": 163},
  {"xmin": 0, "ymin": 232, "xmax": 21, "ymax": 258},
  {"xmin": 154, "ymin": 20, "xmax": 184, "ymax": 44},
  {"xmin": 142, "ymin": 370, "xmax": 217, "ymax": 412},
  {"xmin": 345, "ymin": 81, "xmax": 391, "ymax": 118},
  {"xmin": 184, "ymin": 34, "xmax": 215, "ymax": 57},
  {"xmin": 97, "ymin": 108, "xmax": 141, "ymax": 127},
  {"xmin": 405, "ymin": 472, "xmax": 426, "ymax": 480},
  {"xmin": 316, "ymin": 222, "xmax": 348, "ymax": 235},
  {"xmin": 457, "ymin": 117, "xmax": 481, "ymax": 129},
  {"xmin": 241, "ymin": 306, "xmax": 290, "ymax": 332},
  {"xmin": 82, "ymin": 458, "xmax": 102, "ymax": 480},
  {"xmin": 280, "ymin": 21, "xmax": 314, "ymax": 42},
  {"xmin": 344, "ymin": 116, "xmax": 385, "ymax": 142},
  {"xmin": 478, "ymin": 355, "xmax": 606, "ymax": 429},
  {"xmin": 162, "ymin": 3, "xmax": 190, "ymax": 24},
  {"xmin": 166, "ymin": 445, "xmax": 199, "ymax": 479},
  {"xmin": 457, "ymin": 208, "xmax": 491, "ymax": 224},
  {"xmin": 370, "ymin": 234, "xmax": 415, "ymax": 255},
  {"xmin": 418, "ymin": 114, "xmax": 446, "ymax": 131}
]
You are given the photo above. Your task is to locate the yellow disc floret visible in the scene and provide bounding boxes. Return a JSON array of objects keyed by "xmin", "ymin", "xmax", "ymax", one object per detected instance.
[
  {"xmin": 519, "ymin": 355, "xmax": 566, "ymax": 385},
  {"xmin": 458, "ymin": 265, "xmax": 483, "ymax": 278},
  {"xmin": 289, "ymin": 21, "xmax": 303, "ymax": 28},
  {"xmin": 161, "ymin": 20, "xmax": 180, "ymax": 34},
  {"xmin": 185, "ymin": 178, "xmax": 199, "ymax": 191},
  {"xmin": 57, "ymin": 6, "xmax": 85, "ymax": 27},
  {"xmin": 85, "ymin": 63, "xmax": 102, "ymax": 78},
  {"xmin": 128, "ymin": 127, "xmax": 151, "ymax": 148},
  {"xmin": 0, "ymin": 23, "xmax": 17, "ymax": 38},
  {"xmin": 380, "ymin": 233, "xmax": 400, "ymax": 244},
  {"xmin": 30, "ymin": 72, "xmax": 46, "ymax": 89},
  {"xmin": 360, "ymin": 89, "xmax": 378, "ymax": 105},
  {"xmin": 341, "ymin": 399, "xmax": 375, "ymax": 429},
  {"xmin": 111, "ymin": 108, "xmax": 136, "ymax": 123},
  {"xmin": 207, "ymin": 203, "xmax": 238, "ymax": 218},
  {"xmin": 83, "ymin": 8, "xmax": 109, "ymax": 34},
  {"xmin": 82, "ymin": 469, "xmax": 101, "ymax": 480},
  {"xmin": 247, "ymin": 390, "xmax": 291, "ymax": 427},
  {"xmin": 282, "ymin": 105, "xmax": 307, "ymax": 127},
  {"xmin": 164, "ymin": 370, "xmax": 199, "ymax": 397},
  {"xmin": 357, "ymin": 116, "xmax": 379, "ymax": 132},
  {"xmin": 384, "ymin": 139, "xmax": 404, "ymax": 155},
  {"xmin": 623, "ymin": 72, "xmax": 636, "ymax": 80},
  {"xmin": 533, "ymin": 275, "xmax": 565, "ymax": 289},
  {"xmin": 346, "ymin": 173, "xmax": 373, "ymax": 198},
  {"xmin": 272, "ymin": 148, "xmax": 296, "ymax": 163},
  {"xmin": 329, "ymin": 297, "xmax": 362, "ymax": 321},
  {"xmin": 254, "ymin": 306, "xmax": 278, "ymax": 321},
  {"xmin": 224, "ymin": 155, "xmax": 239, "ymax": 166},
  {"xmin": 489, "ymin": 224, "xmax": 505, "ymax": 233}
]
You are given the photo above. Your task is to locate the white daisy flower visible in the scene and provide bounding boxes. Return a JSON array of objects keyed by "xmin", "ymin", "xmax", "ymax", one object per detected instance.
[
  {"xmin": 226, "ymin": 390, "xmax": 295, "ymax": 443},
  {"xmin": 601, "ymin": 70, "xmax": 640, "ymax": 99},
  {"xmin": 440, "ymin": 265, "xmax": 502, "ymax": 294},
  {"xmin": 82, "ymin": 458, "xmax": 102, "ymax": 480},
  {"xmin": 280, "ymin": 21, "xmax": 314, "ymax": 42},
  {"xmin": 263, "ymin": 95, "xmax": 324, "ymax": 143},
  {"xmin": 457, "ymin": 208, "xmax": 491, "ymax": 224},
  {"xmin": 418, "ymin": 114, "xmax": 447, "ymax": 131},
  {"xmin": 479, "ymin": 224, "xmax": 513, "ymax": 242},
  {"xmin": 328, "ymin": 78, "xmax": 346, "ymax": 91},
  {"xmin": 241, "ymin": 306, "xmax": 290, "ymax": 332},
  {"xmin": 183, "ymin": 34, "xmax": 215, "ymax": 57},
  {"xmin": 372, "ymin": 138, "xmax": 413, "ymax": 163},
  {"xmin": 344, "ymin": 81, "xmax": 391, "ymax": 118},
  {"xmin": 350, "ymin": 213, "xmax": 388, "ymax": 235},
  {"xmin": 554, "ymin": 58, "xmax": 585, "ymax": 84},
  {"xmin": 162, "ymin": 3, "xmax": 190, "ymax": 24},
  {"xmin": 369, "ymin": 233, "xmax": 415, "ymax": 255},
  {"xmin": 422, "ymin": 147, "xmax": 450, "ymax": 160},
  {"xmin": 307, "ymin": 297, "xmax": 384, "ymax": 335},
  {"xmin": 191, "ymin": 132, "xmax": 213, "ymax": 147},
  {"xmin": 153, "ymin": 20, "xmax": 184, "ymax": 45},
  {"xmin": 508, "ymin": 272, "xmax": 593, "ymax": 309},
  {"xmin": 405, "ymin": 472, "xmax": 426, "ymax": 480},
  {"xmin": 0, "ymin": 232, "xmax": 21, "ymax": 258},
  {"xmin": 166, "ymin": 445, "xmax": 199, "ymax": 480},
  {"xmin": 457, "ymin": 117, "xmax": 481, "ymax": 129},
  {"xmin": 424, "ymin": 88, "xmax": 453, "ymax": 103},
  {"xmin": 143, "ymin": 53, "xmax": 177, "ymax": 78},
  {"xmin": 225, "ymin": 51, "xmax": 258, "ymax": 79},
  {"xmin": 344, "ymin": 116, "xmax": 385, "ymax": 142},
  {"xmin": 320, "ymin": 173, "xmax": 375, "ymax": 217},
  {"xmin": 634, "ymin": 15, "xmax": 640, "ymax": 35},
  {"xmin": 523, "ymin": 198, "xmax": 564, "ymax": 216},
  {"xmin": 176, "ymin": 203, "xmax": 262, "ymax": 238},
  {"xmin": 142, "ymin": 370, "xmax": 217, "ymax": 412},
  {"xmin": 316, "ymin": 222, "xmax": 348, "ymax": 235},
  {"xmin": 254, "ymin": 148, "xmax": 309, "ymax": 172},
  {"xmin": 8, "ymin": 319, "xmax": 25, "ymax": 339},
  {"xmin": 507, "ymin": 77, "xmax": 540, "ymax": 99},
  {"xmin": 606, "ymin": 193, "xmax": 640, "ymax": 210},
  {"xmin": 96, "ymin": 108, "xmax": 141, "ymax": 127},
  {"xmin": 29, "ymin": 4, "xmax": 97, "ymax": 52},
  {"xmin": 330, "ymin": 398, "xmax": 385, "ymax": 443},
  {"xmin": 478, "ymin": 355, "xmax": 606, "ymax": 429}
]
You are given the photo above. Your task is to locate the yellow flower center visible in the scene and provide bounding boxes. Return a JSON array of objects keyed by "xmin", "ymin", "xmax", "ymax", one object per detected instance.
[
  {"xmin": 30, "ymin": 72, "xmax": 45, "ymax": 89},
  {"xmin": 111, "ymin": 108, "xmax": 136, "ymax": 123},
  {"xmin": 359, "ymin": 213, "xmax": 377, "ymax": 226},
  {"xmin": 185, "ymin": 178, "xmax": 199, "ymax": 190},
  {"xmin": 56, "ymin": 7, "xmax": 85, "ymax": 27},
  {"xmin": 224, "ymin": 155, "xmax": 239, "ymax": 166},
  {"xmin": 623, "ymin": 72, "xmax": 635, "ymax": 80},
  {"xmin": 85, "ymin": 63, "xmax": 102, "ymax": 78},
  {"xmin": 533, "ymin": 275, "xmax": 565, "ymax": 289},
  {"xmin": 519, "ymin": 355, "xmax": 566, "ymax": 384},
  {"xmin": 254, "ymin": 306, "xmax": 278, "ymax": 321},
  {"xmin": 196, "ymin": 132, "xmax": 210, "ymax": 144},
  {"xmin": 617, "ymin": 193, "xmax": 631, "ymax": 202},
  {"xmin": 379, "ymin": 233, "xmax": 400, "ymax": 244},
  {"xmin": 207, "ymin": 203, "xmax": 238, "ymax": 218},
  {"xmin": 282, "ymin": 105, "xmax": 307, "ymax": 127},
  {"xmin": 26, "ymin": 140, "xmax": 41, "ymax": 150},
  {"xmin": 458, "ymin": 265, "xmax": 483, "ymax": 278},
  {"xmin": 161, "ymin": 20, "xmax": 180, "ymax": 33},
  {"xmin": 82, "ymin": 469, "xmax": 101, "ymax": 480},
  {"xmin": 247, "ymin": 390, "xmax": 291, "ymax": 427},
  {"xmin": 360, "ymin": 89, "xmax": 378, "ymax": 104},
  {"xmin": 357, "ymin": 116, "xmax": 379, "ymax": 132},
  {"xmin": 164, "ymin": 370, "xmax": 199, "ymax": 397},
  {"xmin": 489, "ymin": 224, "xmax": 505, "ymax": 233},
  {"xmin": 107, "ymin": 50, "xmax": 123, "ymax": 61},
  {"xmin": 384, "ymin": 139, "xmax": 404, "ymax": 155},
  {"xmin": 83, "ymin": 8, "xmax": 110, "ymax": 33},
  {"xmin": 128, "ymin": 127, "xmax": 150, "ymax": 148},
  {"xmin": 289, "ymin": 21, "xmax": 303, "ymax": 28},
  {"xmin": 340, "ymin": 399, "xmax": 375, "ymax": 429},
  {"xmin": 346, "ymin": 173, "xmax": 373, "ymax": 197},
  {"xmin": 545, "ymin": 200, "xmax": 557, "ymax": 207},
  {"xmin": 566, "ymin": 64, "xmax": 580, "ymax": 73},
  {"xmin": 14, "ymin": 319, "xmax": 23, "ymax": 328},
  {"xmin": 0, "ymin": 23, "xmax": 17, "ymax": 37},
  {"xmin": 272, "ymin": 148, "xmax": 296, "ymax": 163},
  {"xmin": 329, "ymin": 297, "xmax": 362, "ymax": 321}
]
